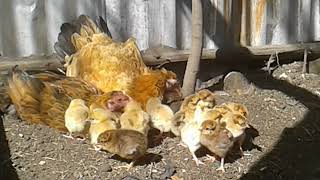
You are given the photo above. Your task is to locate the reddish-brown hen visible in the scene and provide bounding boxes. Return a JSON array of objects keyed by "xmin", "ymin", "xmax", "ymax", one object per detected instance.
[{"xmin": 54, "ymin": 15, "xmax": 182, "ymax": 109}]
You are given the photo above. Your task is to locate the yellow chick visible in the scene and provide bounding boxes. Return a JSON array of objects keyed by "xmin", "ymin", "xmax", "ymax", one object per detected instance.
[
  {"xmin": 119, "ymin": 99, "xmax": 150, "ymax": 136},
  {"xmin": 214, "ymin": 103, "xmax": 249, "ymax": 138},
  {"xmin": 180, "ymin": 121, "xmax": 204, "ymax": 166},
  {"xmin": 64, "ymin": 99, "xmax": 90, "ymax": 139},
  {"xmin": 220, "ymin": 102, "xmax": 249, "ymax": 118},
  {"xmin": 146, "ymin": 97, "xmax": 174, "ymax": 139},
  {"xmin": 171, "ymin": 89, "xmax": 216, "ymax": 137},
  {"xmin": 88, "ymin": 106, "xmax": 118, "ymax": 149}
]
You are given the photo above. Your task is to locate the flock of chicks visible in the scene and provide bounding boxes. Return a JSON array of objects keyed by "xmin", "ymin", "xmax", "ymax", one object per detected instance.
[{"xmin": 63, "ymin": 89, "xmax": 249, "ymax": 172}]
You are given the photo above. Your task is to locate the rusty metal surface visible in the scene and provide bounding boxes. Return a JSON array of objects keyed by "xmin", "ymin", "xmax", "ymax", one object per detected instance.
[{"xmin": 0, "ymin": 0, "xmax": 319, "ymax": 57}]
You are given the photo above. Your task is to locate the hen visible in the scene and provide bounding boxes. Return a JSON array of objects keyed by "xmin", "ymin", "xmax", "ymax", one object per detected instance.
[
  {"xmin": 7, "ymin": 67, "xmax": 129, "ymax": 132},
  {"xmin": 54, "ymin": 15, "xmax": 182, "ymax": 109}
]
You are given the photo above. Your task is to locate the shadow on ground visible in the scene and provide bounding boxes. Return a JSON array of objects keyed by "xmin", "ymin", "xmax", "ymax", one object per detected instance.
[{"xmin": 0, "ymin": 111, "xmax": 19, "ymax": 180}]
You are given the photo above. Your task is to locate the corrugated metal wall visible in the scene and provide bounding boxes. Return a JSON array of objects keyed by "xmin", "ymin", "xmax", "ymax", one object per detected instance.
[{"xmin": 1, "ymin": 0, "xmax": 320, "ymax": 57}]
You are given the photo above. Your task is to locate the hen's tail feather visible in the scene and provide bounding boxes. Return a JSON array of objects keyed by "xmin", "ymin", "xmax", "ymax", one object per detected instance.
[
  {"xmin": 54, "ymin": 15, "xmax": 112, "ymax": 60},
  {"xmin": 7, "ymin": 67, "xmax": 44, "ymax": 124},
  {"xmin": 96, "ymin": 16, "xmax": 112, "ymax": 38}
]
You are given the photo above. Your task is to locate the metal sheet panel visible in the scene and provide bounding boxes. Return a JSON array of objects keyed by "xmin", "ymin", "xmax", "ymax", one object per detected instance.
[{"xmin": 1, "ymin": 0, "xmax": 320, "ymax": 57}]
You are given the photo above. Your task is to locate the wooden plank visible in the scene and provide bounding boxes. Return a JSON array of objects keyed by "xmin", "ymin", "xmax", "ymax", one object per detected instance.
[
  {"xmin": 0, "ymin": 55, "xmax": 62, "ymax": 73},
  {"xmin": 143, "ymin": 42, "xmax": 320, "ymax": 64},
  {"xmin": 1, "ymin": 42, "xmax": 320, "ymax": 72}
]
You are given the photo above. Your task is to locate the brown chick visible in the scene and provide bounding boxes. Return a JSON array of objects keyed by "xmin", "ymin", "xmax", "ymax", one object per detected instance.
[
  {"xmin": 119, "ymin": 98, "xmax": 150, "ymax": 136},
  {"xmin": 178, "ymin": 108, "xmax": 222, "ymax": 166},
  {"xmin": 214, "ymin": 104, "xmax": 249, "ymax": 155},
  {"xmin": 64, "ymin": 99, "xmax": 90, "ymax": 139},
  {"xmin": 88, "ymin": 106, "xmax": 118, "ymax": 150},
  {"xmin": 96, "ymin": 129, "xmax": 148, "ymax": 170},
  {"xmin": 200, "ymin": 120, "xmax": 234, "ymax": 172},
  {"xmin": 146, "ymin": 97, "xmax": 174, "ymax": 139}
]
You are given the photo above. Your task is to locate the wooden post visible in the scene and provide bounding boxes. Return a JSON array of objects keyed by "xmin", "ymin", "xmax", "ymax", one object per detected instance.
[{"xmin": 181, "ymin": 0, "xmax": 203, "ymax": 97}]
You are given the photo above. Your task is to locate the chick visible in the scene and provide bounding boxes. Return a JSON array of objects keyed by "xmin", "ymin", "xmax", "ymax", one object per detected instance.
[
  {"xmin": 96, "ymin": 129, "xmax": 148, "ymax": 170},
  {"xmin": 64, "ymin": 99, "xmax": 90, "ymax": 139},
  {"xmin": 119, "ymin": 99, "xmax": 150, "ymax": 136},
  {"xmin": 183, "ymin": 89, "xmax": 216, "ymax": 123},
  {"xmin": 180, "ymin": 121, "xmax": 204, "ymax": 166},
  {"xmin": 146, "ymin": 97, "xmax": 174, "ymax": 139},
  {"xmin": 88, "ymin": 106, "xmax": 118, "ymax": 150},
  {"xmin": 214, "ymin": 103, "xmax": 250, "ymax": 155},
  {"xmin": 217, "ymin": 108, "xmax": 249, "ymax": 139},
  {"xmin": 171, "ymin": 89, "xmax": 216, "ymax": 136},
  {"xmin": 218, "ymin": 102, "xmax": 249, "ymax": 118},
  {"xmin": 200, "ymin": 120, "xmax": 234, "ymax": 172}
]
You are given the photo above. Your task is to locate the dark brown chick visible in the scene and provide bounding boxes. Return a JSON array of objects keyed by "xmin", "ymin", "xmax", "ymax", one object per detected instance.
[
  {"xmin": 200, "ymin": 120, "xmax": 234, "ymax": 173},
  {"xmin": 96, "ymin": 129, "xmax": 148, "ymax": 170}
]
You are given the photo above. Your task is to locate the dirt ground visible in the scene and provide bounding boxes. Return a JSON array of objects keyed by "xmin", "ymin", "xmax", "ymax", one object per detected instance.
[{"xmin": 1, "ymin": 61, "xmax": 320, "ymax": 180}]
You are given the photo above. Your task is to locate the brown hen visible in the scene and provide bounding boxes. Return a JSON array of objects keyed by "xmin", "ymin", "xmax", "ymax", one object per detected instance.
[{"xmin": 7, "ymin": 67, "xmax": 129, "ymax": 132}]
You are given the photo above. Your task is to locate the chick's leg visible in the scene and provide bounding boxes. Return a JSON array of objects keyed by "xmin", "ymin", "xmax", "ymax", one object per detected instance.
[
  {"xmin": 62, "ymin": 132, "xmax": 74, "ymax": 139},
  {"xmin": 216, "ymin": 157, "xmax": 225, "ymax": 172},
  {"xmin": 114, "ymin": 161, "xmax": 135, "ymax": 170},
  {"xmin": 191, "ymin": 151, "xmax": 205, "ymax": 166},
  {"xmin": 76, "ymin": 134, "xmax": 87, "ymax": 141},
  {"xmin": 88, "ymin": 144, "xmax": 102, "ymax": 152},
  {"xmin": 178, "ymin": 141, "xmax": 188, "ymax": 147},
  {"xmin": 204, "ymin": 154, "xmax": 216, "ymax": 162}
]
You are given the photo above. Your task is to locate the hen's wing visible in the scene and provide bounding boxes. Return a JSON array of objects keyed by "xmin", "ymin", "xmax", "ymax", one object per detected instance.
[{"xmin": 7, "ymin": 67, "xmax": 100, "ymax": 132}]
